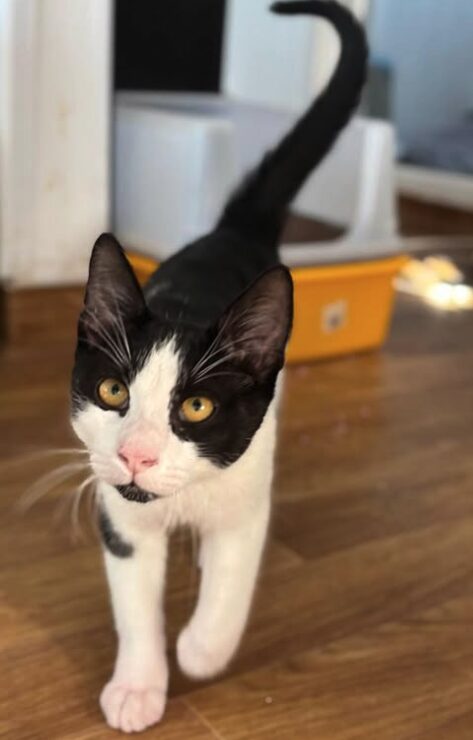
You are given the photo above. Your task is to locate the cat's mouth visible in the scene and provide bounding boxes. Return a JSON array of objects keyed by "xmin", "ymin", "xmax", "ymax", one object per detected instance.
[{"xmin": 115, "ymin": 483, "xmax": 161, "ymax": 504}]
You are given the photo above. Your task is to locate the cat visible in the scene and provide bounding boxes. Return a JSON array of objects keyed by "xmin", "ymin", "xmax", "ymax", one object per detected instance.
[{"xmin": 71, "ymin": 1, "xmax": 367, "ymax": 733}]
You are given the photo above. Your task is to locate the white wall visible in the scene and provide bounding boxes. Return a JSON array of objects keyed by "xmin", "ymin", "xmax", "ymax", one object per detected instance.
[
  {"xmin": 370, "ymin": 0, "xmax": 473, "ymax": 140},
  {"xmin": 223, "ymin": 0, "xmax": 368, "ymax": 110},
  {"xmin": 222, "ymin": 0, "xmax": 317, "ymax": 110},
  {"xmin": 0, "ymin": 0, "xmax": 112, "ymax": 286}
]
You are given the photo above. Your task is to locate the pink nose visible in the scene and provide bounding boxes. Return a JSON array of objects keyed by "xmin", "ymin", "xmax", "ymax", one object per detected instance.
[{"xmin": 118, "ymin": 444, "xmax": 158, "ymax": 475}]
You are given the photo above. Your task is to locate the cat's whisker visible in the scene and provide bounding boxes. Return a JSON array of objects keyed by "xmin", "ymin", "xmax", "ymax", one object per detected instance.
[
  {"xmin": 96, "ymin": 323, "xmax": 128, "ymax": 368},
  {"xmin": 87, "ymin": 482, "xmax": 101, "ymax": 536},
  {"xmin": 112, "ymin": 299, "xmax": 132, "ymax": 361},
  {"xmin": 82, "ymin": 308, "xmax": 130, "ymax": 369},
  {"xmin": 193, "ymin": 354, "xmax": 237, "ymax": 382},
  {"xmin": 17, "ymin": 461, "xmax": 91, "ymax": 513},
  {"xmin": 85, "ymin": 334, "xmax": 125, "ymax": 369},
  {"xmin": 191, "ymin": 313, "xmax": 234, "ymax": 375},
  {"xmin": 3, "ymin": 447, "xmax": 88, "ymax": 473},
  {"xmin": 191, "ymin": 335, "xmax": 253, "ymax": 380},
  {"xmin": 194, "ymin": 371, "xmax": 252, "ymax": 386},
  {"xmin": 110, "ymin": 306, "xmax": 133, "ymax": 364},
  {"xmin": 52, "ymin": 491, "xmax": 72, "ymax": 527},
  {"xmin": 108, "ymin": 314, "xmax": 130, "ymax": 366},
  {"xmin": 192, "ymin": 350, "xmax": 234, "ymax": 378},
  {"xmin": 69, "ymin": 474, "xmax": 96, "ymax": 542},
  {"xmin": 191, "ymin": 345, "xmax": 231, "ymax": 376}
]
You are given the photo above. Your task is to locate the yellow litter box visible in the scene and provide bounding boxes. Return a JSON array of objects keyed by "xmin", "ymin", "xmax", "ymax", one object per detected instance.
[{"xmin": 127, "ymin": 252, "xmax": 407, "ymax": 364}]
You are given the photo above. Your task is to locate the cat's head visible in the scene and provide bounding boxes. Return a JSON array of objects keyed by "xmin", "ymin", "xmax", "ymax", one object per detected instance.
[{"xmin": 71, "ymin": 234, "xmax": 293, "ymax": 502}]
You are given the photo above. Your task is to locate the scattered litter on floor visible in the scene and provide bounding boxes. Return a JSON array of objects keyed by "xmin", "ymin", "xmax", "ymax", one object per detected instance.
[{"xmin": 396, "ymin": 256, "xmax": 473, "ymax": 310}]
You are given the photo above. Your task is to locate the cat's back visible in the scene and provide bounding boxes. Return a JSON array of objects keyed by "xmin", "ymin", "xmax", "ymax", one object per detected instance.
[{"xmin": 144, "ymin": 228, "xmax": 278, "ymax": 327}]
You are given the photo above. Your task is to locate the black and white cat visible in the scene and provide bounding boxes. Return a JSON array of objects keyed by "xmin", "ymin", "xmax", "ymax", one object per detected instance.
[{"xmin": 71, "ymin": 1, "xmax": 366, "ymax": 732}]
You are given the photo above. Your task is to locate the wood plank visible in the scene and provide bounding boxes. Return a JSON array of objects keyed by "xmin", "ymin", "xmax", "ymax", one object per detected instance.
[{"xmin": 187, "ymin": 593, "xmax": 473, "ymax": 740}]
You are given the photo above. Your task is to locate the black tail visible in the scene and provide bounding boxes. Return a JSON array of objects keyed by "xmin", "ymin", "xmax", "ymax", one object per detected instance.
[{"xmin": 218, "ymin": 0, "xmax": 368, "ymax": 245}]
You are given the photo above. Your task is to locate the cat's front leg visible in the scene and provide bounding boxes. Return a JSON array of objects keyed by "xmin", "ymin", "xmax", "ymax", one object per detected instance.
[
  {"xmin": 177, "ymin": 497, "xmax": 270, "ymax": 679},
  {"xmin": 98, "ymin": 503, "xmax": 168, "ymax": 733}
]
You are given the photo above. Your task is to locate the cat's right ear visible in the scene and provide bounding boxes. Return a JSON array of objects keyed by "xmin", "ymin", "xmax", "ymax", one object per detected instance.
[
  {"xmin": 81, "ymin": 233, "xmax": 146, "ymax": 325},
  {"xmin": 213, "ymin": 265, "xmax": 293, "ymax": 380}
]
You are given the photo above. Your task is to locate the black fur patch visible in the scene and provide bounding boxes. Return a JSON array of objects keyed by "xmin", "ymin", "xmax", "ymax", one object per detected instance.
[
  {"xmin": 115, "ymin": 483, "xmax": 159, "ymax": 504},
  {"xmin": 98, "ymin": 506, "xmax": 133, "ymax": 557}
]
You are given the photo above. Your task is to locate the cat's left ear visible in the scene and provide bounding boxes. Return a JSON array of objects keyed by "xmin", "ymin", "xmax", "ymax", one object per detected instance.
[
  {"xmin": 216, "ymin": 265, "xmax": 293, "ymax": 378},
  {"xmin": 82, "ymin": 233, "xmax": 146, "ymax": 326}
]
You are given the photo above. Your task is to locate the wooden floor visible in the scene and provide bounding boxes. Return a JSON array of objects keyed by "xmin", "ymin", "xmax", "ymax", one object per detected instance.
[{"xmin": 2, "ymin": 275, "xmax": 473, "ymax": 739}]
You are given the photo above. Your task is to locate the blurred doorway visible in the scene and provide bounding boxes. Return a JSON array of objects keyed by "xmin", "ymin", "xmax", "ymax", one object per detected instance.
[
  {"xmin": 114, "ymin": 0, "xmax": 226, "ymax": 93},
  {"xmin": 365, "ymin": 0, "xmax": 473, "ymax": 210}
]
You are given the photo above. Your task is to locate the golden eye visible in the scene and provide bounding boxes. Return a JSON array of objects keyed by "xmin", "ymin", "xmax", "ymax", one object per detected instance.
[
  {"xmin": 181, "ymin": 396, "xmax": 215, "ymax": 423},
  {"xmin": 97, "ymin": 378, "xmax": 129, "ymax": 409}
]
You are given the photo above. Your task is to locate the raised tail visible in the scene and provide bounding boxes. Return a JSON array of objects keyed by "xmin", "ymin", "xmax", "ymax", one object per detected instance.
[{"xmin": 217, "ymin": 0, "xmax": 368, "ymax": 245}]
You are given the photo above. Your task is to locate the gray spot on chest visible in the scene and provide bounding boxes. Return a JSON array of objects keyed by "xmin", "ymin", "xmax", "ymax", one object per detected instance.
[{"xmin": 98, "ymin": 505, "xmax": 134, "ymax": 558}]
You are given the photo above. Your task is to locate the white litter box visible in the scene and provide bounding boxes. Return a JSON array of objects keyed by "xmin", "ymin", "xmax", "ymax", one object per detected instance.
[{"xmin": 114, "ymin": 92, "xmax": 401, "ymax": 266}]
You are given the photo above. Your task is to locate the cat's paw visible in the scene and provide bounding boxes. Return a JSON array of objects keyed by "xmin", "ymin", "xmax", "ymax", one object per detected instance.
[
  {"xmin": 177, "ymin": 625, "xmax": 236, "ymax": 679},
  {"xmin": 100, "ymin": 681, "xmax": 166, "ymax": 733}
]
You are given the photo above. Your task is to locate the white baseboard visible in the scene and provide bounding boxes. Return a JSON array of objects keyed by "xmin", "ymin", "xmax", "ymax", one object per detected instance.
[{"xmin": 397, "ymin": 164, "xmax": 473, "ymax": 212}]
